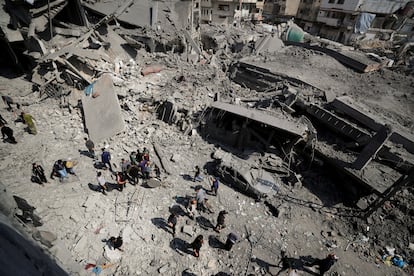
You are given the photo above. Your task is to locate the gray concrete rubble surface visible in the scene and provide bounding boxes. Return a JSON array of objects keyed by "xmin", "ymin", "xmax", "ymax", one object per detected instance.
[{"xmin": 81, "ymin": 74, "xmax": 125, "ymax": 142}]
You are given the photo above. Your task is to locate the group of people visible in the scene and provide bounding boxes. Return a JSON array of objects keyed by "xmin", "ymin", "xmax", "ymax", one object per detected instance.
[
  {"xmin": 1, "ymin": 95, "xmax": 37, "ymax": 144},
  {"xmin": 90, "ymin": 144, "xmax": 160, "ymax": 195},
  {"xmin": 164, "ymin": 167, "xmax": 240, "ymax": 258}
]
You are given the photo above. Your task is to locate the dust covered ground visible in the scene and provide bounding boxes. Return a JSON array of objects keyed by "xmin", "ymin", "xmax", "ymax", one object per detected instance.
[{"xmin": 0, "ymin": 45, "xmax": 413, "ymax": 276}]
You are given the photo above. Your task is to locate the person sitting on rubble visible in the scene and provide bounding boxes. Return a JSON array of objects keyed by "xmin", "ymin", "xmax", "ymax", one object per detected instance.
[
  {"xmin": 116, "ymin": 171, "xmax": 127, "ymax": 192},
  {"xmin": 51, "ymin": 160, "xmax": 67, "ymax": 182},
  {"xmin": 193, "ymin": 165, "xmax": 203, "ymax": 182},
  {"xmin": 1, "ymin": 122, "xmax": 17, "ymax": 143},
  {"xmin": 63, "ymin": 158, "xmax": 77, "ymax": 176},
  {"xmin": 186, "ymin": 199, "xmax": 197, "ymax": 220},
  {"xmin": 108, "ymin": 236, "xmax": 123, "ymax": 251},
  {"xmin": 214, "ymin": 210, "xmax": 228, "ymax": 232},
  {"xmin": 31, "ymin": 163, "xmax": 47, "ymax": 185},
  {"xmin": 189, "ymin": 235, "xmax": 204, "ymax": 258},
  {"xmin": 96, "ymin": 171, "xmax": 108, "ymax": 195},
  {"xmin": 305, "ymin": 253, "xmax": 338, "ymax": 276}
]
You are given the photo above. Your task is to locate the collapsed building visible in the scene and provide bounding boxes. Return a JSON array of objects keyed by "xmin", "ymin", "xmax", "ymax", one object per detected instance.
[{"xmin": 0, "ymin": 0, "xmax": 413, "ymax": 275}]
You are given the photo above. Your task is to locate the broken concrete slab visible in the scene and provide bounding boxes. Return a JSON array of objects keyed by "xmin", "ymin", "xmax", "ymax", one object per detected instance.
[
  {"xmin": 255, "ymin": 34, "xmax": 284, "ymax": 54},
  {"xmin": 332, "ymin": 96, "xmax": 414, "ymax": 154},
  {"xmin": 81, "ymin": 74, "xmax": 125, "ymax": 142},
  {"xmin": 285, "ymin": 41, "xmax": 389, "ymax": 72},
  {"xmin": 352, "ymin": 126, "xmax": 392, "ymax": 170},
  {"xmin": 32, "ymin": 230, "xmax": 57, "ymax": 248},
  {"xmin": 211, "ymin": 101, "xmax": 306, "ymax": 137},
  {"xmin": 104, "ymin": 244, "xmax": 122, "ymax": 262}
]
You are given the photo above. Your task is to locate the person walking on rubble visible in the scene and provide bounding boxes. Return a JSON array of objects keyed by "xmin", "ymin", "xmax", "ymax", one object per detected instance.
[
  {"xmin": 167, "ymin": 212, "xmax": 178, "ymax": 237},
  {"xmin": 195, "ymin": 186, "xmax": 207, "ymax": 211},
  {"xmin": 193, "ymin": 165, "xmax": 203, "ymax": 182},
  {"xmin": 1, "ymin": 122, "xmax": 17, "ymax": 143},
  {"xmin": 84, "ymin": 137, "xmax": 96, "ymax": 159},
  {"xmin": 97, "ymin": 171, "xmax": 108, "ymax": 195},
  {"xmin": 0, "ymin": 114, "xmax": 7, "ymax": 124},
  {"xmin": 20, "ymin": 111, "xmax": 37, "ymax": 135},
  {"xmin": 189, "ymin": 235, "xmax": 204, "ymax": 258},
  {"xmin": 224, "ymin": 232, "xmax": 239, "ymax": 251},
  {"xmin": 210, "ymin": 176, "xmax": 219, "ymax": 196},
  {"xmin": 101, "ymin": 148, "xmax": 112, "ymax": 172},
  {"xmin": 214, "ymin": 210, "xmax": 228, "ymax": 232},
  {"xmin": 116, "ymin": 171, "xmax": 127, "ymax": 191},
  {"xmin": 305, "ymin": 253, "xmax": 338, "ymax": 276},
  {"xmin": 32, "ymin": 163, "xmax": 47, "ymax": 184},
  {"xmin": 186, "ymin": 199, "xmax": 197, "ymax": 220},
  {"xmin": 2, "ymin": 95, "xmax": 20, "ymax": 111}
]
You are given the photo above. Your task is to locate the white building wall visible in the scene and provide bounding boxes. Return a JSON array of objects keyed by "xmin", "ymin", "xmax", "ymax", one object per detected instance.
[{"xmin": 320, "ymin": 0, "xmax": 363, "ymax": 11}]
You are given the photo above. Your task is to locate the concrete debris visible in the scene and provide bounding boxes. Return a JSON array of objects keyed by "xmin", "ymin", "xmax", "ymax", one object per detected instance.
[
  {"xmin": 32, "ymin": 230, "xmax": 57, "ymax": 248},
  {"xmin": 0, "ymin": 2, "xmax": 413, "ymax": 276}
]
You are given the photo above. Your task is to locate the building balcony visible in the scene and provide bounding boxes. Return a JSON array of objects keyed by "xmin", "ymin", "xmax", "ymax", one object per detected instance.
[
  {"xmin": 317, "ymin": 15, "xmax": 340, "ymax": 27},
  {"xmin": 201, "ymin": 14, "xmax": 213, "ymax": 21}
]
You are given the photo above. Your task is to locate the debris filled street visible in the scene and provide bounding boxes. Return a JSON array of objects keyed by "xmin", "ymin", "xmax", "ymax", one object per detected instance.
[{"xmin": 0, "ymin": 0, "xmax": 413, "ymax": 275}]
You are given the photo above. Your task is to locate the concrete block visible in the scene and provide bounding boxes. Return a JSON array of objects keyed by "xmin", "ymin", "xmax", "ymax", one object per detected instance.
[
  {"xmin": 32, "ymin": 230, "xmax": 57, "ymax": 248},
  {"xmin": 104, "ymin": 245, "xmax": 122, "ymax": 262},
  {"xmin": 182, "ymin": 225, "xmax": 194, "ymax": 237},
  {"xmin": 352, "ymin": 126, "xmax": 391, "ymax": 170},
  {"xmin": 82, "ymin": 74, "xmax": 125, "ymax": 142}
]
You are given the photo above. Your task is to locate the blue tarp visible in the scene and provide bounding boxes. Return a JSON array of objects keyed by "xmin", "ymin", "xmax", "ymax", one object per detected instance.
[{"xmin": 354, "ymin": 13, "xmax": 376, "ymax": 34}]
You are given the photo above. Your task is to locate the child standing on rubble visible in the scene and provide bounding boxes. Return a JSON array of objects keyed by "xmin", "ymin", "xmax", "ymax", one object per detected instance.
[
  {"xmin": 101, "ymin": 148, "xmax": 112, "ymax": 172},
  {"xmin": 167, "ymin": 212, "xmax": 178, "ymax": 237}
]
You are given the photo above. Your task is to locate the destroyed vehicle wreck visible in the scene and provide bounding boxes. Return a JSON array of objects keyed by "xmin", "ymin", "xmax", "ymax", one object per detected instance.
[{"xmin": 212, "ymin": 149, "xmax": 280, "ymax": 200}]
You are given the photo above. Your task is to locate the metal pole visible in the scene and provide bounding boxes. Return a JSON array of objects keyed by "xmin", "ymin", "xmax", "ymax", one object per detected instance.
[
  {"xmin": 191, "ymin": 0, "xmax": 194, "ymax": 34},
  {"xmin": 48, "ymin": 0, "xmax": 53, "ymax": 39},
  {"xmin": 239, "ymin": 0, "xmax": 243, "ymax": 26}
]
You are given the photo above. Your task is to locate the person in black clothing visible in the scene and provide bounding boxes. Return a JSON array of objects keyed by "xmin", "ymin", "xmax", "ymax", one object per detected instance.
[
  {"xmin": 224, "ymin": 232, "xmax": 238, "ymax": 251},
  {"xmin": 0, "ymin": 114, "xmax": 7, "ymax": 124},
  {"xmin": 189, "ymin": 235, "xmax": 203, "ymax": 257},
  {"xmin": 1, "ymin": 123, "xmax": 16, "ymax": 143},
  {"xmin": 167, "ymin": 213, "xmax": 178, "ymax": 237},
  {"xmin": 108, "ymin": 236, "xmax": 123, "ymax": 251},
  {"xmin": 307, "ymin": 254, "xmax": 338, "ymax": 276},
  {"xmin": 32, "ymin": 163, "xmax": 47, "ymax": 184},
  {"xmin": 214, "ymin": 210, "xmax": 228, "ymax": 232}
]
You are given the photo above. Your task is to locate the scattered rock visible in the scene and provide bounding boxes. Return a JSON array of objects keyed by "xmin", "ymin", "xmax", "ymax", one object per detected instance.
[{"xmin": 32, "ymin": 230, "xmax": 57, "ymax": 248}]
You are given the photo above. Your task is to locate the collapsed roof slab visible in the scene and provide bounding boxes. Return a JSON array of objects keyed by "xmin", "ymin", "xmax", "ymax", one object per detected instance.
[
  {"xmin": 81, "ymin": 74, "xmax": 125, "ymax": 142},
  {"xmin": 332, "ymin": 96, "xmax": 414, "ymax": 154},
  {"xmin": 210, "ymin": 102, "xmax": 306, "ymax": 138},
  {"xmin": 285, "ymin": 41, "xmax": 388, "ymax": 73}
]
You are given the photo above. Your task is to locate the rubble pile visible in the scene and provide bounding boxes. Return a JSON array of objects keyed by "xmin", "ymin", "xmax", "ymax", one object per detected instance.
[{"xmin": 0, "ymin": 1, "xmax": 413, "ymax": 276}]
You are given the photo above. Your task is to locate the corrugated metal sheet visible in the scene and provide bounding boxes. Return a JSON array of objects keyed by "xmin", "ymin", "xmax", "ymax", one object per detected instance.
[{"xmin": 358, "ymin": 0, "xmax": 411, "ymax": 14}]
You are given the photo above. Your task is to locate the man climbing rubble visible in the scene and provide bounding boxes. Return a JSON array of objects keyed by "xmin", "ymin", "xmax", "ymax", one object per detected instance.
[{"xmin": 51, "ymin": 160, "xmax": 67, "ymax": 182}]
